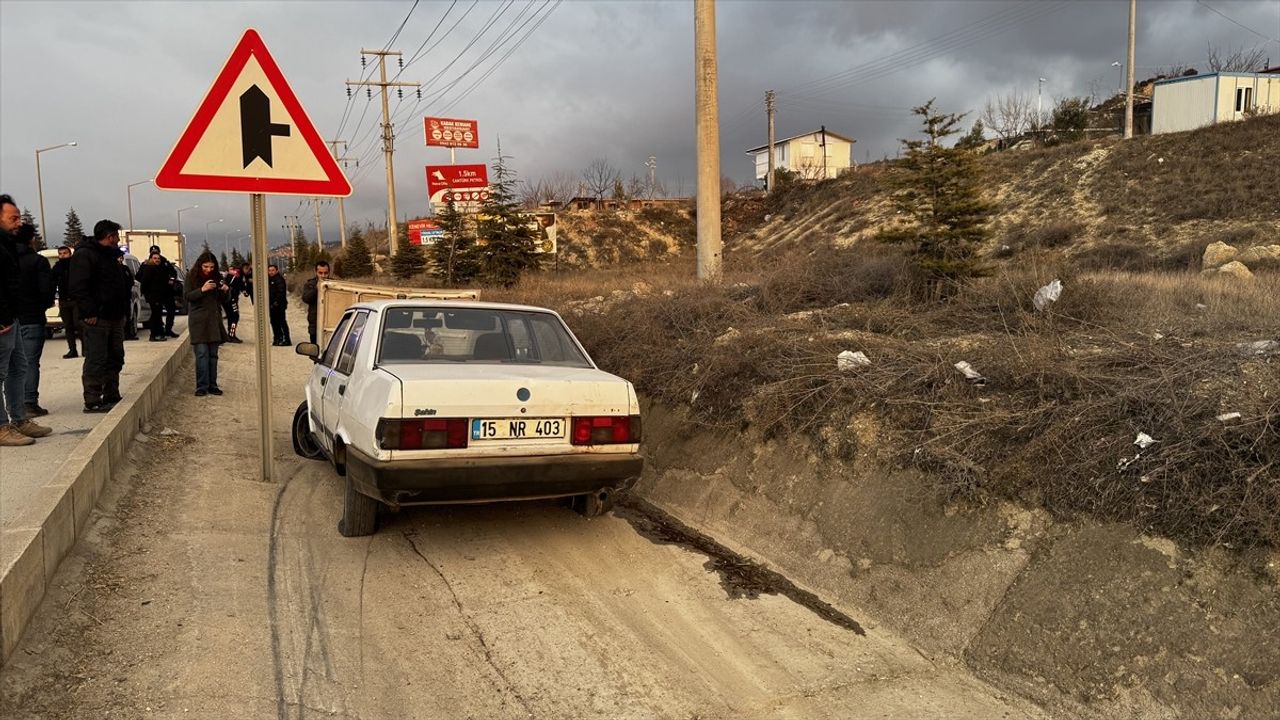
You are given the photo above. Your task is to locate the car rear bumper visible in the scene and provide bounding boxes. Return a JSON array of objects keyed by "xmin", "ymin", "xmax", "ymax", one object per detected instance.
[{"xmin": 346, "ymin": 446, "xmax": 644, "ymax": 506}]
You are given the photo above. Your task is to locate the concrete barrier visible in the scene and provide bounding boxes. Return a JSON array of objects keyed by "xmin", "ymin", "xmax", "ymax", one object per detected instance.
[{"xmin": 0, "ymin": 333, "xmax": 191, "ymax": 664}]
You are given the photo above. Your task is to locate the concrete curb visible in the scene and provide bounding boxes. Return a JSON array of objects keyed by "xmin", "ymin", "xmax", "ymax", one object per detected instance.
[{"xmin": 0, "ymin": 332, "xmax": 191, "ymax": 664}]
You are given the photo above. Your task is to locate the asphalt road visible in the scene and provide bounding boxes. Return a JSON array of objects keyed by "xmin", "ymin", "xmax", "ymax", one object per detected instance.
[
  {"xmin": 0, "ymin": 317, "xmax": 188, "ymax": 530},
  {"xmin": 0, "ymin": 307, "xmax": 1043, "ymax": 719}
]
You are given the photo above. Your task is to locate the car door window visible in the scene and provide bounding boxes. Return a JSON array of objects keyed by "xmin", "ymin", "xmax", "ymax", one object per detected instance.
[
  {"xmin": 335, "ymin": 311, "xmax": 369, "ymax": 376},
  {"xmin": 529, "ymin": 314, "xmax": 589, "ymax": 365},
  {"xmin": 321, "ymin": 313, "xmax": 355, "ymax": 368}
]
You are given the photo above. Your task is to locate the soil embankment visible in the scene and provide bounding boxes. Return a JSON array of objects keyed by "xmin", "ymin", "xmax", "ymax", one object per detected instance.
[{"xmin": 636, "ymin": 401, "xmax": 1280, "ymax": 720}]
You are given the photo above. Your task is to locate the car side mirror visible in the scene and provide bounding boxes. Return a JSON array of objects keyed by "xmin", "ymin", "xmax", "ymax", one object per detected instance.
[{"xmin": 295, "ymin": 342, "xmax": 320, "ymax": 361}]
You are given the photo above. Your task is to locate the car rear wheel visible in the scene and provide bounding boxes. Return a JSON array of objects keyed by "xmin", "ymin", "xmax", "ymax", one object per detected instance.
[
  {"xmin": 338, "ymin": 476, "xmax": 379, "ymax": 537},
  {"xmin": 572, "ymin": 488, "xmax": 615, "ymax": 517},
  {"xmin": 291, "ymin": 401, "xmax": 325, "ymax": 460}
]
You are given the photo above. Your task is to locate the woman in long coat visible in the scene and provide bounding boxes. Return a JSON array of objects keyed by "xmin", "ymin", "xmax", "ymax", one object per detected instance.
[{"xmin": 184, "ymin": 252, "xmax": 229, "ymax": 396}]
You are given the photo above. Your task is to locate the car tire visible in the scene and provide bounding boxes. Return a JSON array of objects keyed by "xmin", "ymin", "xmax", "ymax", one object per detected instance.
[
  {"xmin": 572, "ymin": 488, "xmax": 615, "ymax": 517},
  {"xmin": 291, "ymin": 401, "xmax": 325, "ymax": 460},
  {"xmin": 338, "ymin": 477, "xmax": 379, "ymax": 537}
]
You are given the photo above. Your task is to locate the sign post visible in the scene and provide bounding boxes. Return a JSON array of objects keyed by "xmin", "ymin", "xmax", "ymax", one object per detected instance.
[{"xmin": 155, "ymin": 28, "xmax": 352, "ymax": 481}]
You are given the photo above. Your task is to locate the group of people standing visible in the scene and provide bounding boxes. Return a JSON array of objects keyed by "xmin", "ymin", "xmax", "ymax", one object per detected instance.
[{"xmin": 1, "ymin": 190, "xmax": 332, "ymax": 448}]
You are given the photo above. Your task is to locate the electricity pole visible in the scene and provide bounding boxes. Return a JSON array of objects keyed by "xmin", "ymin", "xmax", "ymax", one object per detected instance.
[
  {"xmin": 645, "ymin": 156, "xmax": 657, "ymax": 199},
  {"xmin": 693, "ymin": 0, "xmax": 722, "ymax": 281},
  {"xmin": 347, "ymin": 50, "xmax": 419, "ymax": 257},
  {"xmin": 1124, "ymin": 0, "xmax": 1137, "ymax": 139},
  {"xmin": 765, "ymin": 90, "xmax": 776, "ymax": 192},
  {"xmin": 328, "ymin": 139, "xmax": 356, "ymax": 248},
  {"xmin": 312, "ymin": 198, "xmax": 324, "ymax": 253}
]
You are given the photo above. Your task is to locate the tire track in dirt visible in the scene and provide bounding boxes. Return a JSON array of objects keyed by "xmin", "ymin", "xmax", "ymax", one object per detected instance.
[{"xmin": 403, "ymin": 530, "xmax": 536, "ymax": 717}]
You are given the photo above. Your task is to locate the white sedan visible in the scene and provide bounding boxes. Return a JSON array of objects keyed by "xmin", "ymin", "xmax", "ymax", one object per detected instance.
[{"xmin": 293, "ymin": 300, "xmax": 644, "ymax": 536}]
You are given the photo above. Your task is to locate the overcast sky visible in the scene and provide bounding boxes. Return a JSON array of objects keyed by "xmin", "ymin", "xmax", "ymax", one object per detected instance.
[{"xmin": 2, "ymin": 0, "xmax": 1277, "ymax": 257}]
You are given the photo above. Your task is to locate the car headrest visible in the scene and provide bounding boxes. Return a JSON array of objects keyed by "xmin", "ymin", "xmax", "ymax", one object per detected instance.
[
  {"xmin": 380, "ymin": 331, "xmax": 423, "ymax": 361},
  {"xmin": 385, "ymin": 310, "xmax": 414, "ymax": 329},
  {"xmin": 472, "ymin": 332, "xmax": 511, "ymax": 361}
]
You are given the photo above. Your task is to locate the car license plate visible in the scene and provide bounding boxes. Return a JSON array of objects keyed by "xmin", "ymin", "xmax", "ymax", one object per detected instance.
[{"xmin": 471, "ymin": 418, "xmax": 565, "ymax": 441}]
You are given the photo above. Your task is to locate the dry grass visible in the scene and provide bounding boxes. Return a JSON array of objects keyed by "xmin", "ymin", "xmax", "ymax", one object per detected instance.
[{"xmin": 494, "ymin": 249, "xmax": 1280, "ymax": 549}]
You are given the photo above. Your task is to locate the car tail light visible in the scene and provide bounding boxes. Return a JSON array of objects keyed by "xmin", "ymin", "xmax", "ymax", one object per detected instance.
[
  {"xmin": 378, "ymin": 418, "xmax": 468, "ymax": 450},
  {"xmin": 570, "ymin": 415, "xmax": 642, "ymax": 445}
]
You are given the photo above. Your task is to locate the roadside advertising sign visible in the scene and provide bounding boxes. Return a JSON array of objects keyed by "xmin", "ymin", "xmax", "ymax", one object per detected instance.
[
  {"xmin": 426, "ymin": 164, "xmax": 490, "ymax": 209},
  {"xmin": 407, "ymin": 218, "xmax": 444, "ymax": 246},
  {"xmin": 424, "ymin": 117, "xmax": 479, "ymax": 148}
]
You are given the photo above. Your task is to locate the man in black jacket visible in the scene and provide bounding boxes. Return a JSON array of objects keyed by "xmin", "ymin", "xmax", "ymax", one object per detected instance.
[
  {"xmin": 267, "ymin": 264, "xmax": 290, "ymax": 346},
  {"xmin": 13, "ymin": 224, "xmax": 55, "ymax": 416},
  {"xmin": 70, "ymin": 219, "xmax": 132, "ymax": 412},
  {"xmin": 300, "ymin": 260, "xmax": 330, "ymax": 344},
  {"xmin": 0, "ymin": 194, "xmax": 52, "ymax": 445},
  {"xmin": 147, "ymin": 244, "xmax": 180, "ymax": 338},
  {"xmin": 135, "ymin": 252, "xmax": 171, "ymax": 342},
  {"xmin": 50, "ymin": 245, "xmax": 80, "ymax": 358}
]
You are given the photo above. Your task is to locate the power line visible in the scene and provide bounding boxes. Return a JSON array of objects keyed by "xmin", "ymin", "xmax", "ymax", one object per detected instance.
[
  {"xmin": 335, "ymin": 0, "xmax": 422, "ymax": 139},
  {"xmin": 1196, "ymin": 0, "xmax": 1279, "ymax": 45}
]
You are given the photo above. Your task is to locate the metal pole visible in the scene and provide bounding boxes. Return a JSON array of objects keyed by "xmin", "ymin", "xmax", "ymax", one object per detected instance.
[
  {"xmin": 250, "ymin": 194, "xmax": 274, "ymax": 482},
  {"xmin": 765, "ymin": 90, "xmax": 776, "ymax": 192},
  {"xmin": 328, "ymin": 140, "xmax": 350, "ymax": 248},
  {"xmin": 1124, "ymin": 0, "xmax": 1137, "ymax": 138},
  {"xmin": 35, "ymin": 151, "xmax": 46, "ymax": 248},
  {"xmin": 693, "ymin": 0, "xmax": 722, "ymax": 281}
]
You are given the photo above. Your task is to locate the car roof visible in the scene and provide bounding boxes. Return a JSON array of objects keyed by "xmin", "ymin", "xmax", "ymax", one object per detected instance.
[{"xmin": 351, "ymin": 298, "xmax": 560, "ymax": 315}]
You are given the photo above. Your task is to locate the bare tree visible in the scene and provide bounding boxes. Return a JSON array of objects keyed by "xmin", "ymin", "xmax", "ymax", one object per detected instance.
[
  {"xmin": 581, "ymin": 159, "xmax": 621, "ymax": 206},
  {"xmin": 720, "ymin": 175, "xmax": 739, "ymax": 195},
  {"xmin": 981, "ymin": 89, "xmax": 1035, "ymax": 142},
  {"xmin": 1207, "ymin": 43, "xmax": 1267, "ymax": 72},
  {"xmin": 519, "ymin": 178, "xmax": 551, "ymax": 209},
  {"xmin": 626, "ymin": 173, "xmax": 647, "ymax": 200}
]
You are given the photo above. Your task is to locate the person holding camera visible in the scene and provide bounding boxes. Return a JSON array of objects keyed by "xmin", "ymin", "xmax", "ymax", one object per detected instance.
[
  {"xmin": 135, "ymin": 252, "xmax": 171, "ymax": 342},
  {"xmin": 147, "ymin": 244, "xmax": 180, "ymax": 338},
  {"xmin": 185, "ymin": 252, "xmax": 229, "ymax": 395},
  {"xmin": 185, "ymin": 251, "xmax": 229, "ymax": 396}
]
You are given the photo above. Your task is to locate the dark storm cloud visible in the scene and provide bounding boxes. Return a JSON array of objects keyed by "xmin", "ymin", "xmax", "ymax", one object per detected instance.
[{"xmin": 2, "ymin": 0, "xmax": 1277, "ymax": 253}]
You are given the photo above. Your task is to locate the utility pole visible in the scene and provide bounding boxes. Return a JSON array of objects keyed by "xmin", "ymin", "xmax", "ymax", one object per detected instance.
[
  {"xmin": 328, "ymin": 139, "xmax": 356, "ymax": 248},
  {"xmin": 347, "ymin": 50, "xmax": 419, "ymax": 257},
  {"xmin": 311, "ymin": 198, "xmax": 325, "ymax": 253},
  {"xmin": 765, "ymin": 90, "xmax": 776, "ymax": 192},
  {"xmin": 820, "ymin": 124, "xmax": 828, "ymax": 179},
  {"xmin": 645, "ymin": 156, "xmax": 657, "ymax": 199},
  {"xmin": 693, "ymin": 0, "xmax": 722, "ymax": 281},
  {"xmin": 1124, "ymin": 0, "xmax": 1137, "ymax": 139}
]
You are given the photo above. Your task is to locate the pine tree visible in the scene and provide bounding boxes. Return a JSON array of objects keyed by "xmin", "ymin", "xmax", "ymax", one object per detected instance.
[
  {"xmin": 388, "ymin": 233, "xmax": 426, "ymax": 281},
  {"xmin": 879, "ymin": 99, "xmax": 993, "ymax": 295},
  {"xmin": 475, "ymin": 146, "xmax": 539, "ymax": 287},
  {"xmin": 290, "ymin": 227, "xmax": 313, "ymax": 272},
  {"xmin": 20, "ymin": 208, "xmax": 43, "ymax": 250},
  {"xmin": 957, "ymin": 119, "xmax": 987, "ymax": 150},
  {"xmin": 219, "ymin": 251, "xmax": 229, "ymax": 270},
  {"xmin": 230, "ymin": 247, "xmax": 246, "ymax": 269},
  {"xmin": 64, "ymin": 207, "xmax": 85, "ymax": 247},
  {"xmin": 340, "ymin": 226, "xmax": 373, "ymax": 278},
  {"xmin": 431, "ymin": 196, "xmax": 478, "ymax": 286}
]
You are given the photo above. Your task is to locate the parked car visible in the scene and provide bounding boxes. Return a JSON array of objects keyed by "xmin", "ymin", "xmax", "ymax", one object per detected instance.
[
  {"xmin": 40, "ymin": 249, "xmax": 145, "ymax": 339},
  {"xmin": 292, "ymin": 300, "xmax": 644, "ymax": 537}
]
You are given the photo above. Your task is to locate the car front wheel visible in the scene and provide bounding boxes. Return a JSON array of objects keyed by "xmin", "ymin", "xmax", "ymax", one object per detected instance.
[
  {"xmin": 338, "ymin": 476, "xmax": 379, "ymax": 537},
  {"xmin": 291, "ymin": 401, "xmax": 324, "ymax": 460}
]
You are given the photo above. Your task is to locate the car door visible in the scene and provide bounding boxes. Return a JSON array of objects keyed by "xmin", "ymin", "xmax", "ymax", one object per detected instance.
[
  {"xmin": 312, "ymin": 311, "xmax": 355, "ymax": 453},
  {"xmin": 322, "ymin": 310, "xmax": 370, "ymax": 448}
]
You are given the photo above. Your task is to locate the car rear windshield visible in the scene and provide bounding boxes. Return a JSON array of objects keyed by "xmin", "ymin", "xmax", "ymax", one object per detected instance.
[{"xmin": 378, "ymin": 307, "xmax": 592, "ymax": 367}]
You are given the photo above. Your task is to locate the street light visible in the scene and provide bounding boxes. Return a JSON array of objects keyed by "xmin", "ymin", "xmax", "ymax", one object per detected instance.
[
  {"xmin": 1037, "ymin": 77, "xmax": 1048, "ymax": 129},
  {"xmin": 223, "ymin": 228, "xmax": 243, "ymax": 266},
  {"xmin": 1111, "ymin": 61, "xmax": 1123, "ymax": 93},
  {"xmin": 127, "ymin": 179, "xmax": 152, "ymax": 231},
  {"xmin": 35, "ymin": 141, "xmax": 77, "ymax": 247},
  {"xmin": 205, "ymin": 218, "xmax": 224, "ymax": 247},
  {"xmin": 176, "ymin": 205, "xmax": 198, "ymax": 237}
]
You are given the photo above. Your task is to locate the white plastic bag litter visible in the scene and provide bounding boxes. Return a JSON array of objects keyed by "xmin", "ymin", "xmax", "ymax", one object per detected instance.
[
  {"xmin": 953, "ymin": 361, "xmax": 987, "ymax": 386},
  {"xmin": 1032, "ymin": 279, "xmax": 1062, "ymax": 311},
  {"xmin": 837, "ymin": 350, "xmax": 872, "ymax": 372}
]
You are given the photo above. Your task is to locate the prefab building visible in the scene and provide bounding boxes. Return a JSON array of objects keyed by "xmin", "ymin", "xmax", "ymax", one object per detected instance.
[
  {"xmin": 1151, "ymin": 72, "xmax": 1280, "ymax": 134},
  {"xmin": 746, "ymin": 129, "xmax": 855, "ymax": 184}
]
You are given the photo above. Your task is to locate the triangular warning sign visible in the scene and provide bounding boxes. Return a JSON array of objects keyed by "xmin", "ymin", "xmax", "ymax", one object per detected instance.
[{"xmin": 155, "ymin": 29, "xmax": 351, "ymax": 197}]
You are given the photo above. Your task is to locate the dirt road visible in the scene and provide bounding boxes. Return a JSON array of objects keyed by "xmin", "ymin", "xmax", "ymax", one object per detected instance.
[{"xmin": 0, "ymin": 309, "xmax": 1042, "ymax": 719}]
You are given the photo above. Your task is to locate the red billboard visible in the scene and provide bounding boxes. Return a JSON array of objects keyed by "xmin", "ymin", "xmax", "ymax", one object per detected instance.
[
  {"xmin": 424, "ymin": 117, "xmax": 479, "ymax": 149},
  {"xmin": 406, "ymin": 218, "xmax": 443, "ymax": 246},
  {"xmin": 426, "ymin": 164, "xmax": 490, "ymax": 207}
]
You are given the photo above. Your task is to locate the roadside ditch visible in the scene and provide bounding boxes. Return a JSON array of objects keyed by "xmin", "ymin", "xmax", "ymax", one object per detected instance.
[{"xmin": 631, "ymin": 401, "xmax": 1280, "ymax": 720}]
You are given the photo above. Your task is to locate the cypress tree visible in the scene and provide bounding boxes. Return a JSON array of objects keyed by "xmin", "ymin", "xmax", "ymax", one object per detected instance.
[{"xmin": 431, "ymin": 196, "xmax": 478, "ymax": 286}]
